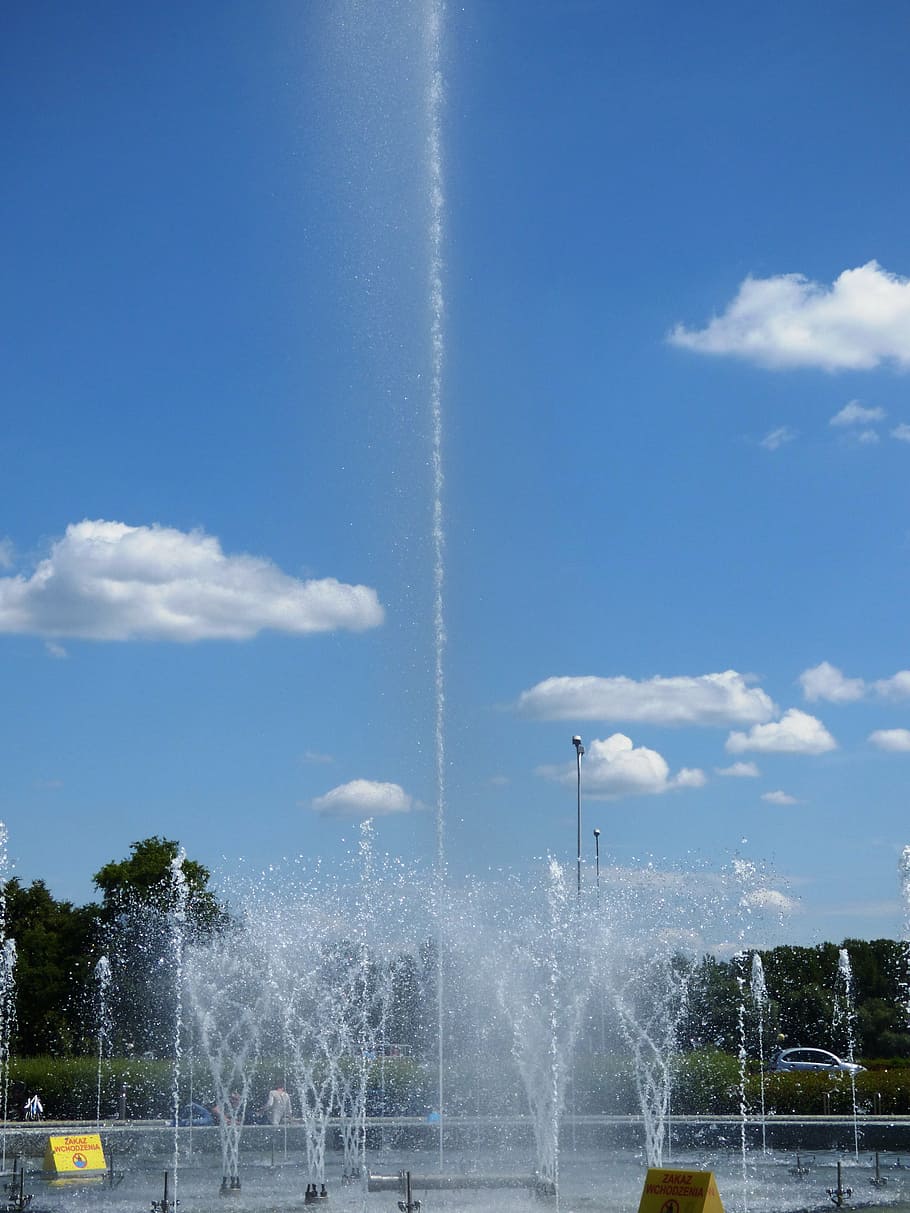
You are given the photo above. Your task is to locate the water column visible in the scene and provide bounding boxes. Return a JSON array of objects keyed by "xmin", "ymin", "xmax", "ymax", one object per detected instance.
[
  {"xmin": 421, "ymin": 0, "xmax": 449, "ymax": 1169},
  {"xmin": 322, "ymin": 0, "xmax": 449, "ymax": 1158},
  {"xmin": 0, "ymin": 826, "xmax": 15, "ymax": 1170},
  {"xmin": 169, "ymin": 853, "xmax": 189, "ymax": 1193},
  {"xmin": 733, "ymin": 952, "xmax": 750, "ymax": 1210},
  {"xmin": 750, "ymin": 954, "xmax": 769, "ymax": 1153},
  {"xmin": 834, "ymin": 948, "xmax": 860, "ymax": 1157},
  {"xmin": 900, "ymin": 847, "xmax": 910, "ymax": 1021},
  {"xmin": 94, "ymin": 956, "xmax": 112, "ymax": 1127},
  {"xmin": 0, "ymin": 940, "xmax": 15, "ymax": 1171}
]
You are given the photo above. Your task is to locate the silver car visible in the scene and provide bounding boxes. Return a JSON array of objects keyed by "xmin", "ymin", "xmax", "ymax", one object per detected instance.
[{"xmin": 770, "ymin": 1047, "xmax": 864, "ymax": 1075}]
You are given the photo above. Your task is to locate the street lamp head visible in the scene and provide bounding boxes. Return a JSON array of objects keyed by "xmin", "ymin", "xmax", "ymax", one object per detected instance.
[
  {"xmin": 593, "ymin": 828, "xmax": 601, "ymax": 838},
  {"xmin": 572, "ymin": 735, "xmax": 584, "ymax": 755}
]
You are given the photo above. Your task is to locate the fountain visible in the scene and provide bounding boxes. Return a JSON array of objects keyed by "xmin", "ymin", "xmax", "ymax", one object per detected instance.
[
  {"xmin": 2, "ymin": 833, "xmax": 910, "ymax": 1213},
  {"xmin": 186, "ymin": 934, "xmax": 266, "ymax": 1192},
  {"xmin": 462, "ymin": 861, "xmax": 593, "ymax": 1196}
]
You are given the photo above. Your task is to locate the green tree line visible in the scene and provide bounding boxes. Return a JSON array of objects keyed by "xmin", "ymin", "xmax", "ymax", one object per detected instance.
[{"xmin": 681, "ymin": 942, "xmax": 910, "ymax": 1061}]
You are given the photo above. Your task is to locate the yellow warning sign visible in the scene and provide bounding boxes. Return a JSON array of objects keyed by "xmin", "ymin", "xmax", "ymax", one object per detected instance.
[
  {"xmin": 43, "ymin": 1134, "xmax": 107, "ymax": 1177},
  {"xmin": 638, "ymin": 1169, "xmax": 725, "ymax": 1213}
]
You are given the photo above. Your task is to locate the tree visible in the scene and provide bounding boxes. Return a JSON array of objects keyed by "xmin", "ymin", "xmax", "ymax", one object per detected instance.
[
  {"xmin": 93, "ymin": 836, "xmax": 225, "ymax": 934},
  {"xmin": 92, "ymin": 837, "xmax": 228, "ymax": 1057},
  {"xmin": 4, "ymin": 879, "xmax": 100, "ymax": 1055}
]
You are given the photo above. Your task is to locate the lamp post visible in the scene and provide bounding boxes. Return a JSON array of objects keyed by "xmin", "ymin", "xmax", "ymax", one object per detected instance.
[
  {"xmin": 572, "ymin": 736, "xmax": 584, "ymax": 897},
  {"xmin": 593, "ymin": 828, "xmax": 601, "ymax": 901}
]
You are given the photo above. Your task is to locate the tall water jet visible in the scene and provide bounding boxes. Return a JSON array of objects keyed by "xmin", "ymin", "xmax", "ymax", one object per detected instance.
[
  {"xmin": 834, "ymin": 948, "xmax": 860, "ymax": 1157},
  {"xmin": 0, "ymin": 826, "xmax": 15, "ymax": 1171},
  {"xmin": 422, "ymin": 0, "xmax": 448, "ymax": 1167},
  {"xmin": 733, "ymin": 952, "xmax": 750, "ymax": 1206},
  {"xmin": 169, "ymin": 852, "xmax": 188, "ymax": 1188},
  {"xmin": 94, "ymin": 955, "xmax": 112, "ymax": 1127},
  {"xmin": 320, "ymin": 1, "xmax": 448, "ymax": 1157},
  {"xmin": 750, "ymin": 953, "xmax": 769, "ymax": 1153},
  {"xmin": 0, "ymin": 939, "xmax": 15, "ymax": 1172},
  {"xmin": 900, "ymin": 847, "xmax": 910, "ymax": 1023}
]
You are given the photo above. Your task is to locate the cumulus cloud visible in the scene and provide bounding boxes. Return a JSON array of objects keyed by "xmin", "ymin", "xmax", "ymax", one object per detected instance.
[
  {"xmin": 892, "ymin": 423, "xmax": 910, "ymax": 442},
  {"xmin": 761, "ymin": 790, "xmax": 800, "ymax": 805},
  {"xmin": 857, "ymin": 429, "xmax": 880, "ymax": 444},
  {"xmin": 0, "ymin": 520, "xmax": 384, "ymax": 641},
  {"xmin": 726, "ymin": 708, "xmax": 836, "ymax": 755},
  {"xmin": 760, "ymin": 426, "xmax": 797, "ymax": 451},
  {"xmin": 0, "ymin": 540, "xmax": 13, "ymax": 570},
  {"xmin": 869, "ymin": 728, "xmax": 910, "ymax": 752},
  {"xmin": 517, "ymin": 670, "xmax": 775, "ymax": 727},
  {"xmin": 715, "ymin": 761, "xmax": 759, "ymax": 778},
  {"xmin": 669, "ymin": 261, "xmax": 910, "ymax": 371},
  {"xmin": 873, "ymin": 671, "xmax": 910, "ymax": 699},
  {"xmin": 798, "ymin": 663, "xmax": 910, "ymax": 704},
  {"xmin": 830, "ymin": 400, "xmax": 886, "ymax": 427},
  {"xmin": 311, "ymin": 779, "xmax": 420, "ymax": 817},
  {"xmin": 799, "ymin": 661, "xmax": 865, "ymax": 703},
  {"xmin": 536, "ymin": 733, "xmax": 705, "ymax": 799}
]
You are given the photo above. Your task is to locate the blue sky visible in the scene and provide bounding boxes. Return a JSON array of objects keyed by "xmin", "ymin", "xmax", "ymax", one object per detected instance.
[{"xmin": 3, "ymin": 1, "xmax": 910, "ymax": 945}]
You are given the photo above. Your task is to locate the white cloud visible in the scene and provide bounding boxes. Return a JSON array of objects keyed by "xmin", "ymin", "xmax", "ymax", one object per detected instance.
[
  {"xmin": 760, "ymin": 426, "xmax": 797, "ymax": 451},
  {"xmin": 0, "ymin": 519, "xmax": 384, "ymax": 641},
  {"xmin": 668, "ymin": 261, "xmax": 910, "ymax": 371},
  {"xmin": 873, "ymin": 671, "xmax": 910, "ymax": 699},
  {"xmin": 830, "ymin": 400, "xmax": 886, "ymax": 427},
  {"xmin": 799, "ymin": 661, "xmax": 865, "ymax": 703},
  {"xmin": 892, "ymin": 423, "xmax": 910, "ymax": 442},
  {"xmin": 857, "ymin": 429, "xmax": 880, "ymax": 444},
  {"xmin": 761, "ymin": 790, "xmax": 800, "ymax": 805},
  {"xmin": 715, "ymin": 761, "xmax": 760, "ymax": 778},
  {"xmin": 0, "ymin": 540, "xmax": 13, "ymax": 570},
  {"xmin": 310, "ymin": 779, "xmax": 420, "ymax": 817},
  {"xmin": 726, "ymin": 708, "xmax": 837, "ymax": 755},
  {"xmin": 740, "ymin": 888, "xmax": 798, "ymax": 914},
  {"xmin": 536, "ymin": 733, "xmax": 705, "ymax": 799},
  {"xmin": 303, "ymin": 750, "xmax": 334, "ymax": 765},
  {"xmin": 517, "ymin": 670, "xmax": 775, "ymax": 727},
  {"xmin": 44, "ymin": 641, "xmax": 67, "ymax": 659},
  {"xmin": 869, "ymin": 728, "xmax": 910, "ymax": 752}
]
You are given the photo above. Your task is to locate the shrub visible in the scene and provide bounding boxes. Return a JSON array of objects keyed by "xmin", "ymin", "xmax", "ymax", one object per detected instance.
[
  {"xmin": 673, "ymin": 1049, "xmax": 742, "ymax": 1114},
  {"xmin": 9, "ymin": 1057, "xmax": 175, "ymax": 1120}
]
